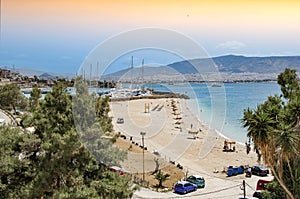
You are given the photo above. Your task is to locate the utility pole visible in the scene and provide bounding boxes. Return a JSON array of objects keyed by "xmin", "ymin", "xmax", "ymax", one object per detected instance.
[
  {"xmin": 140, "ymin": 131, "xmax": 146, "ymax": 181},
  {"xmin": 240, "ymin": 180, "xmax": 246, "ymax": 198},
  {"xmin": 243, "ymin": 180, "xmax": 246, "ymax": 198}
]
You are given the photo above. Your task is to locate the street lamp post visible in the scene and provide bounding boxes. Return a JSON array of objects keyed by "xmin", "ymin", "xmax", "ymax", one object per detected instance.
[{"xmin": 140, "ymin": 131, "xmax": 146, "ymax": 181}]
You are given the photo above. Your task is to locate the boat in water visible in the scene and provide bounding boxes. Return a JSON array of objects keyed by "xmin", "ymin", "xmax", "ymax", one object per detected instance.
[
  {"xmin": 99, "ymin": 88, "xmax": 151, "ymax": 98},
  {"xmin": 211, "ymin": 83, "xmax": 222, "ymax": 87}
]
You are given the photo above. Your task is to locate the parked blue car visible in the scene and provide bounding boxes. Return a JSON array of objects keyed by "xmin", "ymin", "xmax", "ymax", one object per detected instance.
[
  {"xmin": 174, "ymin": 181, "xmax": 197, "ymax": 194},
  {"xmin": 227, "ymin": 165, "xmax": 244, "ymax": 177}
]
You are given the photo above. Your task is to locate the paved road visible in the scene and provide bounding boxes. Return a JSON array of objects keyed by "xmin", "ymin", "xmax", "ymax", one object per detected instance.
[{"xmin": 133, "ymin": 174, "xmax": 273, "ymax": 199}]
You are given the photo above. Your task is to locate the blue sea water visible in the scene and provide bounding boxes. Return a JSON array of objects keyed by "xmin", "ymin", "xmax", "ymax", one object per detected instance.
[
  {"xmin": 149, "ymin": 83, "xmax": 281, "ymax": 143},
  {"xmin": 22, "ymin": 83, "xmax": 281, "ymax": 142}
]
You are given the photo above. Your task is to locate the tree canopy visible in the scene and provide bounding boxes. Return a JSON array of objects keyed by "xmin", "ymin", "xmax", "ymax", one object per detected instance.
[
  {"xmin": 242, "ymin": 68, "xmax": 300, "ymax": 199},
  {"xmin": 0, "ymin": 83, "xmax": 27, "ymax": 112},
  {"xmin": 28, "ymin": 85, "xmax": 42, "ymax": 111},
  {"xmin": 0, "ymin": 80, "xmax": 136, "ymax": 198}
]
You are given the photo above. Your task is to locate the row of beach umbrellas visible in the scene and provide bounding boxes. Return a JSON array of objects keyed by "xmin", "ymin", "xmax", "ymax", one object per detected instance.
[{"xmin": 170, "ymin": 99, "xmax": 183, "ymax": 127}]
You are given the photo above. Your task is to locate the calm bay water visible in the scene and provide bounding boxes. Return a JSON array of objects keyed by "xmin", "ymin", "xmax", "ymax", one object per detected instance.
[
  {"xmin": 150, "ymin": 83, "xmax": 281, "ymax": 143},
  {"xmin": 23, "ymin": 83, "xmax": 280, "ymax": 142}
]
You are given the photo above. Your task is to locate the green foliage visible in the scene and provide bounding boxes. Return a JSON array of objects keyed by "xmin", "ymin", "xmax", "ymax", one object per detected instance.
[
  {"xmin": 277, "ymin": 68, "xmax": 300, "ymax": 99},
  {"xmin": 34, "ymin": 82, "xmax": 74, "ymax": 138},
  {"xmin": 0, "ymin": 83, "xmax": 28, "ymax": 112},
  {"xmin": 262, "ymin": 181, "xmax": 285, "ymax": 199},
  {"xmin": 111, "ymin": 132, "xmax": 120, "ymax": 143},
  {"xmin": 0, "ymin": 125, "xmax": 40, "ymax": 199},
  {"xmin": 242, "ymin": 68, "xmax": 300, "ymax": 199},
  {"xmin": 20, "ymin": 113, "xmax": 33, "ymax": 128},
  {"xmin": 73, "ymin": 77, "xmax": 127, "ymax": 166},
  {"xmin": 29, "ymin": 85, "xmax": 42, "ymax": 111},
  {"xmin": 155, "ymin": 170, "xmax": 170, "ymax": 188},
  {"xmin": 0, "ymin": 79, "xmax": 135, "ymax": 198},
  {"xmin": 72, "ymin": 77, "xmax": 95, "ymax": 132},
  {"xmin": 96, "ymin": 96, "xmax": 113, "ymax": 134},
  {"xmin": 90, "ymin": 171, "xmax": 139, "ymax": 198}
]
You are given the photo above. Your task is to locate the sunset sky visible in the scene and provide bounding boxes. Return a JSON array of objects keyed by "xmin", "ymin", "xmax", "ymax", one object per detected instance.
[{"xmin": 1, "ymin": 0, "xmax": 300, "ymax": 74}]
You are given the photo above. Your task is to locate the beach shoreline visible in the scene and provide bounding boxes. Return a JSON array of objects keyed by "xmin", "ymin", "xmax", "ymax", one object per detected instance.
[
  {"xmin": 110, "ymin": 97, "xmax": 258, "ymax": 168},
  {"xmin": 110, "ymin": 97, "xmax": 266, "ymax": 198},
  {"xmin": 184, "ymin": 98, "xmax": 245, "ymax": 145}
]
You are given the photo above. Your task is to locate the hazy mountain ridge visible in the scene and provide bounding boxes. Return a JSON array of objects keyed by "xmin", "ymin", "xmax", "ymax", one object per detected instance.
[
  {"xmin": 168, "ymin": 55, "xmax": 300, "ymax": 74},
  {"xmin": 4, "ymin": 55, "xmax": 300, "ymax": 81},
  {"xmin": 1, "ymin": 66, "xmax": 75, "ymax": 80},
  {"xmin": 103, "ymin": 65, "xmax": 180, "ymax": 79},
  {"xmin": 102, "ymin": 55, "xmax": 300, "ymax": 82},
  {"xmin": 215, "ymin": 55, "xmax": 300, "ymax": 73}
]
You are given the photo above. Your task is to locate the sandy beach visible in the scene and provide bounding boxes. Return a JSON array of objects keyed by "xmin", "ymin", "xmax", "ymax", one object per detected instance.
[{"xmin": 110, "ymin": 98, "xmax": 273, "ymax": 198}]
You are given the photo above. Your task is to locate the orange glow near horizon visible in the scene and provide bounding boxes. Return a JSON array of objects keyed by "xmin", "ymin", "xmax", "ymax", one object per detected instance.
[
  {"xmin": 4, "ymin": 0, "xmax": 300, "ymax": 29},
  {"xmin": 1, "ymin": 0, "xmax": 299, "ymax": 51},
  {"xmin": 1, "ymin": 0, "xmax": 300, "ymax": 74}
]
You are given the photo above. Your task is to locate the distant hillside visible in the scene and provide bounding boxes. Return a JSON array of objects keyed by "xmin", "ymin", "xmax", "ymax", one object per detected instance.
[
  {"xmin": 102, "ymin": 55, "xmax": 300, "ymax": 82},
  {"xmin": 168, "ymin": 55, "xmax": 300, "ymax": 74},
  {"xmin": 103, "ymin": 65, "xmax": 180, "ymax": 80},
  {"xmin": 1, "ymin": 66, "xmax": 75, "ymax": 79},
  {"xmin": 38, "ymin": 73, "xmax": 60, "ymax": 80}
]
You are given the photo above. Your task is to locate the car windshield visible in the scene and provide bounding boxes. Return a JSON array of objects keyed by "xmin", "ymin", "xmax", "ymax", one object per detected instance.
[
  {"xmin": 196, "ymin": 177, "xmax": 204, "ymax": 181},
  {"xmin": 175, "ymin": 184, "xmax": 183, "ymax": 188}
]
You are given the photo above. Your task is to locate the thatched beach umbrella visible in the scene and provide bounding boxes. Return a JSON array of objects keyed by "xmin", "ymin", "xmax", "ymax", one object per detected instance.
[
  {"xmin": 175, "ymin": 120, "xmax": 183, "ymax": 124},
  {"xmin": 175, "ymin": 124, "xmax": 181, "ymax": 129}
]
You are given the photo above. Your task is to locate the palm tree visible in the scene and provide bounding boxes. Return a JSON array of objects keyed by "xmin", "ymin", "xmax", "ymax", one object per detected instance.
[
  {"xmin": 270, "ymin": 122, "xmax": 299, "ymax": 199},
  {"xmin": 275, "ymin": 123, "xmax": 299, "ymax": 167},
  {"xmin": 242, "ymin": 68, "xmax": 300, "ymax": 199},
  {"xmin": 242, "ymin": 105, "xmax": 274, "ymax": 161}
]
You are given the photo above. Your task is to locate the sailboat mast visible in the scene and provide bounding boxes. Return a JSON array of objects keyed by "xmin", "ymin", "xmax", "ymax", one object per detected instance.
[
  {"xmin": 90, "ymin": 64, "xmax": 92, "ymax": 86},
  {"xmin": 97, "ymin": 61, "xmax": 99, "ymax": 81},
  {"xmin": 130, "ymin": 56, "xmax": 133, "ymax": 88},
  {"xmin": 142, "ymin": 59, "xmax": 144, "ymax": 84}
]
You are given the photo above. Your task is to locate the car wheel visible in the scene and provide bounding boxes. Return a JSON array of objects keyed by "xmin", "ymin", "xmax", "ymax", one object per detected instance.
[
  {"xmin": 202, "ymin": 185, "xmax": 205, "ymax": 188},
  {"xmin": 184, "ymin": 190, "xmax": 187, "ymax": 194}
]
